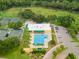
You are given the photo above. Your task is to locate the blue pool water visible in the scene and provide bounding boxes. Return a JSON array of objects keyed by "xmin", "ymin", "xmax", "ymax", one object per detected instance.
[{"xmin": 34, "ymin": 34, "xmax": 47, "ymax": 45}]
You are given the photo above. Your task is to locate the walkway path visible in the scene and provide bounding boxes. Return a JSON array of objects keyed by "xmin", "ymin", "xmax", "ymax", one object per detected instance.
[
  {"xmin": 55, "ymin": 26, "xmax": 79, "ymax": 59},
  {"xmin": 43, "ymin": 43, "xmax": 63, "ymax": 59}
]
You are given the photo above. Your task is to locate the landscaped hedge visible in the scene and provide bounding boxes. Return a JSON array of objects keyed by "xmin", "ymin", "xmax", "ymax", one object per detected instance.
[
  {"xmin": 31, "ymin": 48, "xmax": 46, "ymax": 59},
  {"xmin": 32, "ymin": 48, "xmax": 46, "ymax": 54},
  {"xmin": 49, "ymin": 29, "xmax": 57, "ymax": 45},
  {"xmin": 22, "ymin": 28, "xmax": 30, "ymax": 48}
]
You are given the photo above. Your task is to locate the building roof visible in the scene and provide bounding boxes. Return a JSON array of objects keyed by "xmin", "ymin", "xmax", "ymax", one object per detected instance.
[
  {"xmin": 27, "ymin": 24, "xmax": 51, "ymax": 31},
  {"xmin": 0, "ymin": 29, "xmax": 23, "ymax": 40},
  {"xmin": 0, "ymin": 17, "xmax": 19, "ymax": 25}
]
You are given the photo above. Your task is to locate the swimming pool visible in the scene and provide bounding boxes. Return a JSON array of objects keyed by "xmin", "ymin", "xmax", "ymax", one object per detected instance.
[{"xmin": 34, "ymin": 34, "xmax": 47, "ymax": 46}]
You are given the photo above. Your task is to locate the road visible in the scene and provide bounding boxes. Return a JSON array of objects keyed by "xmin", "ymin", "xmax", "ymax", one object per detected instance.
[{"xmin": 55, "ymin": 26, "xmax": 79, "ymax": 59}]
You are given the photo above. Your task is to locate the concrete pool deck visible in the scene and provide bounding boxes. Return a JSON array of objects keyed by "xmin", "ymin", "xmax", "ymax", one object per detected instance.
[
  {"xmin": 25, "ymin": 22, "xmax": 52, "ymax": 48},
  {"xmin": 29, "ymin": 30, "xmax": 52, "ymax": 48}
]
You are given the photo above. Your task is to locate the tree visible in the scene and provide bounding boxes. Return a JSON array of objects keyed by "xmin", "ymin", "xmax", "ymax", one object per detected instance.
[
  {"xmin": 58, "ymin": 15, "xmax": 75, "ymax": 27},
  {"xmin": 47, "ymin": 15, "xmax": 57, "ymax": 23},
  {"xmin": 0, "ymin": 0, "xmax": 79, "ymax": 12},
  {"xmin": 32, "ymin": 14, "xmax": 47, "ymax": 23},
  {"xmin": 0, "ymin": 37, "xmax": 20, "ymax": 55},
  {"xmin": 15, "ymin": 21, "xmax": 23, "ymax": 29},
  {"xmin": 8, "ymin": 21, "xmax": 23, "ymax": 29},
  {"xmin": 19, "ymin": 9, "xmax": 35, "ymax": 19},
  {"xmin": 66, "ymin": 53, "xmax": 77, "ymax": 59}
]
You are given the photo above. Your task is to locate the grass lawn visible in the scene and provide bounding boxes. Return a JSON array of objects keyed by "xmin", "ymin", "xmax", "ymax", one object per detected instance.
[
  {"xmin": 0, "ymin": 8, "xmax": 21, "ymax": 18},
  {"xmin": 0, "ymin": 7, "xmax": 79, "ymax": 22},
  {"xmin": 3, "ymin": 48, "xmax": 30, "ymax": 59}
]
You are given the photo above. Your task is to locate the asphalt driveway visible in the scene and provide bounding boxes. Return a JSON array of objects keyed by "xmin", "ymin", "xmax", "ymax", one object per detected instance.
[{"xmin": 55, "ymin": 26, "xmax": 79, "ymax": 59}]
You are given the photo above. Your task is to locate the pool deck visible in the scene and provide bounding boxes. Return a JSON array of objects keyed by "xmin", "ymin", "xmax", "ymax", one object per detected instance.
[{"xmin": 29, "ymin": 30, "xmax": 52, "ymax": 48}]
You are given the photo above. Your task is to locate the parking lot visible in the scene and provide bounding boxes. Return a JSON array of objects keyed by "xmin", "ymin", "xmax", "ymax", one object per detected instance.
[{"xmin": 54, "ymin": 26, "xmax": 79, "ymax": 59}]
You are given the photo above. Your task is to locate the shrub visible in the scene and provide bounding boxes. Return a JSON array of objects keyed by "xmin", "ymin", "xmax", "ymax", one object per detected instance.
[
  {"xmin": 19, "ymin": 9, "xmax": 35, "ymax": 19},
  {"xmin": 57, "ymin": 15, "xmax": 75, "ymax": 27},
  {"xmin": 53, "ymin": 51, "xmax": 57, "ymax": 57},
  {"xmin": 0, "ymin": 37, "xmax": 20, "ymax": 55},
  {"xmin": 32, "ymin": 14, "xmax": 47, "ymax": 23},
  {"xmin": 47, "ymin": 15, "xmax": 57, "ymax": 23},
  {"xmin": 52, "ymin": 45, "xmax": 66, "ymax": 58},
  {"xmin": 60, "ymin": 45, "xmax": 65, "ymax": 50},
  {"xmin": 66, "ymin": 53, "xmax": 77, "ymax": 59},
  {"xmin": 32, "ymin": 48, "xmax": 46, "ymax": 54},
  {"xmin": 8, "ymin": 21, "xmax": 23, "ymax": 29}
]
